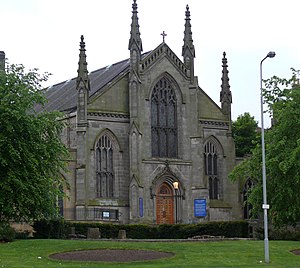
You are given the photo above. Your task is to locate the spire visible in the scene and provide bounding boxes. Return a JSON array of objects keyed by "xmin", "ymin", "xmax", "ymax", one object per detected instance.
[
  {"xmin": 0, "ymin": 51, "xmax": 5, "ymax": 72},
  {"xmin": 76, "ymin": 35, "xmax": 89, "ymax": 127},
  {"xmin": 182, "ymin": 5, "xmax": 195, "ymax": 58},
  {"xmin": 220, "ymin": 52, "xmax": 232, "ymax": 115},
  {"xmin": 128, "ymin": 0, "xmax": 142, "ymax": 52},
  {"xmin": 182, "ymin": 5, "xmax": 195, "ymax": 83},
  {"xmin": 77, "ymin": 35, "xmax": 90, "ymax": 91}
]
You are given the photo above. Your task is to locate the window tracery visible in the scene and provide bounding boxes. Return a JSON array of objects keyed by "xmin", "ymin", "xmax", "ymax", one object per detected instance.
[
  {"xmin": 204, "ymin": 141, "xmax": 219, "ymax": 199},
  {"xmin": 96, "ymin": 135, "xmax": 114, "ymax": 198},
  {"xmin": 243, "ymin": 179, "xmax": 254, "ymax": 219},
  {"xmin": 151, "ymin": 77, "xmax": 177, "ymax": 158}
]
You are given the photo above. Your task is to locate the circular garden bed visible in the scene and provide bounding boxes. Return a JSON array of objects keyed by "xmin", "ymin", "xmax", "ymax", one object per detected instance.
[{"xmin": 50, "ymin": 249, "xmax": 174, "ymax": 262}]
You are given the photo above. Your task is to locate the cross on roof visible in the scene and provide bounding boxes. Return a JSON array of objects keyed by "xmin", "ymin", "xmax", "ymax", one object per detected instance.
[{"xmin": 161, "ymin": 31, "xmax": 167, "ymax": 43}]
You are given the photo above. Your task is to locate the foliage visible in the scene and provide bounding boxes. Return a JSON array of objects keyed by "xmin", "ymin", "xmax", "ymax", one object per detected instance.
[
  {"xmin": 230, "ymin": 69, "xmax": 300, "ymax": 227},
  {"xmin": 0, "ymin": 63, "xmax": 69, "ymax": 223},
  {"xmin": 0, "ymin": 222, "xmax": 15, "ymax": 242},
  {"xmin": 123, "ymin": 224, "xmax": 157, "ymax": 239},
  {"xmin": 1, "ymin": 239, "xmax": 300, "ymax": 267},
  {"xmin": 232, "ymin": 112, "xmax": 259, "ymax": 157},
  {"xmin": 69, "ymin": 222, "xmax": 120, "ymax": 238},
  {"xmin": 33, "ymin": 220, "xmax": 249, "ymax": 239},
  {"xmin": 33, "ymin": 219, "xmax": 67, "ymax": 239},
  {"xmin": 255, "ymin": 225, "xmax": 300, "ymax": 241}
]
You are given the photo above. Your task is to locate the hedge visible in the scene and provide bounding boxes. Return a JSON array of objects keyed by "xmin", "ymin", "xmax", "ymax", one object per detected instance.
[
  {"xmin": 33, "ymin": 220, "xmax": 249, "ymax": 239},
  {"xmin": 33, "ymin": 219, "xmax": 67, "ymax": 239},
  {"xmin": 0, "ymin": 222, "xmax": 15, "ymax": 242},
  {"xmin": 254, "ymin": 225, "xmax": 300, "ymax": 241}
]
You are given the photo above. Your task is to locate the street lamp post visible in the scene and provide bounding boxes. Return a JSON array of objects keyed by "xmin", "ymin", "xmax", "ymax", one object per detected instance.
[
  {"xmin": 260, "ymin": 51, "xmax": 275, "ymax": 264},
  {"xmin": 173, "ymin": 181, "xmax": 179, "ymax": 224}
]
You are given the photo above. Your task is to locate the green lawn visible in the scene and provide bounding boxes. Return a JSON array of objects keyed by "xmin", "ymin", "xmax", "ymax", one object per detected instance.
[{"xmin": 0, "ymin": 239, "xmax": 299, "ymax": 267}]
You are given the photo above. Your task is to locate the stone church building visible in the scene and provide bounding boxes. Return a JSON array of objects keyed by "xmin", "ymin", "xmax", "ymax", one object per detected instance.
[{"xmin": 43, "ymin": 1, "xmax": 242, "ymax": 224}]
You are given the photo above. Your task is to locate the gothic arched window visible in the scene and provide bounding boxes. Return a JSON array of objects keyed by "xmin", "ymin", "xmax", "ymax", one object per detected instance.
[
  {"xmin": 243, "ymin": 179, "xmax": 254, "ymax": 219},
  {"xmin": 204, "ymin": 141, "xmax": 218, "ymax": 199},
  {"xmin": 151, "ymin": 77, "xmax": 177, "ymax": 158},
  {"xmin": 57, "ymin": 185, "xmax": 64, "ymax": 217},
  {"xmin": 96, "ymin": 135, "xmax": 114, "ymax": 198}
]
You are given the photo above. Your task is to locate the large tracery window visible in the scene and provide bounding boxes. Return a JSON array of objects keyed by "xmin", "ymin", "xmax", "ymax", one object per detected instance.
[
  {"xmin": 243, "ymin": 179, "xmax": 254, "ymax": 219},
  {"xmin": 96, "ymin": 135, "xmax": 114, "ymax": 198},
  {"xmin": 204, "ymin": 141, "xmax": 219, "ymax": 199},
  {"xmin": 151, "ymin": 77, "xmax": 177, "ymax": 158}
]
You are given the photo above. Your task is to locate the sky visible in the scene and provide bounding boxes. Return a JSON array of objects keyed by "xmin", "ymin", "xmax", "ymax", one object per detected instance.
[{"xmin": 1, "ymin": 0, "xmax": 300, "ymax": 127}]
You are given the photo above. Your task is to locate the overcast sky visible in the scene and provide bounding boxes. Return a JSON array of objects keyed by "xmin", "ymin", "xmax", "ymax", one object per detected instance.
[{"xmin": 1, "ymin": 0, "xmax": 300, "ymax": 127}]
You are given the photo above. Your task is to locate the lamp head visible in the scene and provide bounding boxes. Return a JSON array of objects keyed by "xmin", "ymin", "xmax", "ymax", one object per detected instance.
[
  {"xmin": 173, "ymin": 181, "xmax": 179, "ymax": 190},
  {"xmin": 267, "ymin": 51, "xmax": 276, "ymax": 58}
]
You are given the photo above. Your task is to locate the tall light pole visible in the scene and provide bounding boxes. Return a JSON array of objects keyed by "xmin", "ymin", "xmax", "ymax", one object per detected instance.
[
  {"xmin": 173, "ymin": 181, "xmax": 179, "ymax": 224},
  {"xmin": 260, "ymin": 51, "xmax": 275, "ymax": 264}
]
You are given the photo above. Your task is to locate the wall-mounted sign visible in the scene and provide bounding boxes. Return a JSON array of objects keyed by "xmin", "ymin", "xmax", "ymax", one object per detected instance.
[
  {"xmin": 103, "ymin": 211, "xmax": 110, "ymax": 218},
  {"xmin": 139, "ymin": 197, "xmax": 143, "ymax": 217},
  {"xmin": 194, "ymin": 199, "xmax": 206, "ymax": 217}
]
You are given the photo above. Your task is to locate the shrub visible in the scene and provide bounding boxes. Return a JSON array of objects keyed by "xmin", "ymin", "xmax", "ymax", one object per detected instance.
[
  {"xmin": 178, "ymin": 221, "xmax": 249, "ymax": 239},
  {"xmin": 255, "ymin": 225, "xmax": 300, "ymax": 241},
  {"xmin": 67, "ymin": 222, "xmax": 119, "ymax": 238},
  {"xmin": 0, "ymin": 222, "xmax": 15, "ymax": 242},
  {"xmin": 157, "ymin": 224, "xmax": 185, "ymax": 239},
  {"xmin": 14, "ymin": 231, "xmax": 30, "ymax": 240},
  {"xmin": 32, "ymin": 220, "xmax": 250, "ymax": 239},
  {"xmin": 33, "ymin": 219, "xmax": 67, "ymax": 239},
  {"xmin": 122, "ymin": 224, "xmax": 157, "ymax": 239}
]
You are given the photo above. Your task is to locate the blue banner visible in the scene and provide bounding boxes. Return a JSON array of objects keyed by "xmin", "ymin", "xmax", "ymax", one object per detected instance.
[{"xmin": 194, "ymin": 199, "xmax": 206, "ymax": 217}]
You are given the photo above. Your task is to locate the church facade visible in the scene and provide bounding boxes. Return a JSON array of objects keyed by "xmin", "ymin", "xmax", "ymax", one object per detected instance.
[{"xmin": 45, "ymin": 1, "xmax": 242, "ymax": 224}]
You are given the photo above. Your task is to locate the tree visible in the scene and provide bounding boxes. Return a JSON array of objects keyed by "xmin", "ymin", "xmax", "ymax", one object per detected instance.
[
  {"xmin": 230, "ymin": 69, "xmax": 300, "ymax": 226},
  {"xmin": 232, "ymin": 112, "xmax": 259, "ymax": 157},
  {"xmin": 0, "ymin": 63, "xmax": 69, "ymax": 223}
]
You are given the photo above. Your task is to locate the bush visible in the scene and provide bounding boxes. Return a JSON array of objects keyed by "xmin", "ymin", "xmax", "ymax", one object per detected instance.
[
  {"xmin": 33, "ymin": 219, "xmax": 67, "ymax": 239},
  {"xmin": 255, "ymin": 225, "xmax": 300, "ymax": 241},
  {"xmin": 123, "ymin": 224, "xmax": 157, "ymax": 239},
  {"xmin": 175, "ymin": 221, "xmax": 249, "ymax": 239},
  {"xmin": 157, "ymin": 224, "xmax": 185, "ymax": 239},
  {"xmin": 32, "ymin": 220, "xmax": 249, "ymax": 239},
  {"xmin": 0, "ymin": 222, "xmax": 15, "ymax": 242},
  {"xmin": 67, "ymin": 222, "xmax": 119, "ymax": 238},
  {"xmin": 14, "ymin": 231, "xmax": 31, "ymax": 240}
]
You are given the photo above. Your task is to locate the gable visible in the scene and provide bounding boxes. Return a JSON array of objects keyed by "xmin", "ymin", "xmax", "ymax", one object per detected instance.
[
  {"xmin": 141, "ymin": 43, "xmax": 189, "ymax": 79},
  {"xmin": 198, "ymin": 89, "xmax": 227, "ymax": 120},
  {"xmin": 88, "ymin": 74, "xmax": 129, "ymax": 114},
  {"xmin": 139, "ymin": 43, "xmax": 227, "ymax": 122}
]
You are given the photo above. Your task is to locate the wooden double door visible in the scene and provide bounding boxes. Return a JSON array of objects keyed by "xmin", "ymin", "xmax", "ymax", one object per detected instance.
[{"xmin": 156, "ymin": 183, "xmax": 174, "ymax": 224}]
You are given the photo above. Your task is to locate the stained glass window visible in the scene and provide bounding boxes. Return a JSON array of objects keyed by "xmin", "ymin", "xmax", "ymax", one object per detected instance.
[
  {"xmin": 204, "ymin": 141, "xmax": 218, "ymax": 199},
  {"xmin": 57, "ymin": 185, "xmax": 64, "ymax": 216},
  {"xmin": 96, "ymin": 135, "xmax": 114, "ymax": 198},
  {"xmin": 151, "ymin": 77, "xmax": 177, "ymax": 158},
  {"xmin": 243, "ymin": 179, "xmax": 254, "ymax": 219}
]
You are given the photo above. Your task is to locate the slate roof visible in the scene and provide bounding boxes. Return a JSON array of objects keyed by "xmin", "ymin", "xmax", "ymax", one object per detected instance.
[{"xmin": 40, "ymin": 57, "xmax": 132, "ymax": 113}]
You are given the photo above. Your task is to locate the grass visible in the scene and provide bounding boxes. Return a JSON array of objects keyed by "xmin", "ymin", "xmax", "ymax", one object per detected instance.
[{"xmin": 0, "ymin": 239, "xmax": 299, "ymax": 267}]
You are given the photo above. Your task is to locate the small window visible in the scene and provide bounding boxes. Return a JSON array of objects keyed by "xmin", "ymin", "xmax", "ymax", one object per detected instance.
[{"xmin": 204, "ymin": 141, "xmax": 218, "ymax": 199}]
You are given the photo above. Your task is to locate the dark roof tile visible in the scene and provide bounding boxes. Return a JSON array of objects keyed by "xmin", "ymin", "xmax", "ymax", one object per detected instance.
[{"xmin": 40, "ymin": 57, "xmax": 132, "ymax": 113}]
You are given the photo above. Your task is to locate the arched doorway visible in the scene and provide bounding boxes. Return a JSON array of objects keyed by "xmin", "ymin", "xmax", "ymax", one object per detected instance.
[{"xmin": 156, "ymin": 183, "xmax": 174, "ymax": 224}]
